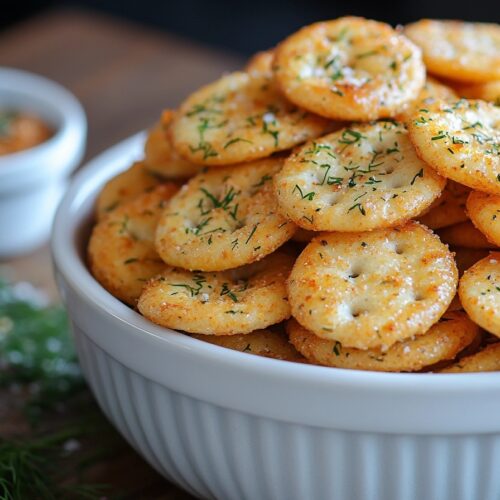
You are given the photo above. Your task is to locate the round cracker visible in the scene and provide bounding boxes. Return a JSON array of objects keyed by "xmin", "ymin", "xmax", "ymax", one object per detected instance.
[
  {"xmin": 408, "ymin": 99, "xmax": 500, "ymax": 196},
  {"xmin": 89, "ymin": 184, "xmax": 179, "ymax": 305},
  {"xmin": 438, "ymin": 221, "xmax": 497, "ymax": 250},
  {"xmin": 170, "ymin": 71, "xmax": 333, "ymax": 166},
  {"xmin": 138, "ymin": 252, "xmax": 293, "ymax": 335},
  {"xmin": 417, "ymin": 180, "xmax": 470, "ymax": 230},
  {"xmin": 455, "ymin": 80, "xmax": 500, "ymax": 105},
  {"xmin": 155, "ymin": 158, "xmax": 296, "ymax": 271},
  {"xmin": 144, "ymin": 111, "xmax": 202, "ymax": 179},
  {"xmin": 96, "ymin": 161, "xmax": 164, "ymax": 221},
  {"xmin": 404, "ymin": 20, "xmax": 500, "ymax": 83},
  {"xmin": 441, "ymin": 342, "xmax": 500, "ymax": 373},
  {"xmin": 287, "ymin": 312, "xmax": 479, "ymax": 372},
  {"xmin": 273, "ymin": 17, "xmax": 425, "ymax": 121},
  {"xmin": 466, "ymin": 191, "xmax": 500, "ymax": 247},
  {"xmin": 288, "ymin": 222, "xmax": 458, "ymax": 350},
  {"xmin": 192, "ymin": 328, "xmax": 304, "ymax": 361},
  {"xmin": 459, "ymin": 252, "xmax": 500, "ymax": 337},
  {"xmin": 274, "ymin": 121, "xmax": 445, "ymax": 231}
]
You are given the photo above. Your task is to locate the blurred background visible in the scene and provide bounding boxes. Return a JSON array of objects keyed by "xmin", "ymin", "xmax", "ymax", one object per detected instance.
[{"xmin": 3, "ymin": 0, "xmax": 499, "ymax": 56}]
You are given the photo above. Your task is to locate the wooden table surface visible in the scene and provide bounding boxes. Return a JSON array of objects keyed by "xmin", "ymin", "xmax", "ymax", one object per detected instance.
[{"xmin": 0, "ymin": 8, "xmax": 243, "ymax": 497}]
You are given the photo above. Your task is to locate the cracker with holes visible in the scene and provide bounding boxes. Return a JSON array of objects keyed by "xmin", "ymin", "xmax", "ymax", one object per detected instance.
[
  {"xmin": 274, "ymin": 121, "xmax": 445, "ymax": 231},
  {"xmin": 273, "ymin": 17, "xmax": 425, "ymax": 121},
  {"xmin": 89, "ymin": 184, "xmax": 179, "ymax": 305},
  {"xmin": 288, "ymin": 222, "xmax": 458, "ymax": 350},
  {"xmin": 459, "ymin": 253, "xmax": 500, "ymax": 337},
  {"xmin": 96, "ymin": 161, "xmax": 164, "ymax": 221},
  {"xmin": 170, "ymin": 71, "xmax": 333, "ymax": 166},
  {"xmin": 192, "ymin": 328, "xmax": 304, "ymax": 361},
  {"xmin": 144, "ymin": 111, "xmax": 202, "ymax": 179},
  {"xmin": 438, "ymin": 221, "xmax": 497, "ymax": 250},
  {"xmin": 441, "ymin": 342, "xmax": 500, "ymax": 373},
  {"xmin": 404, "ymin": 20, "xmax": 500, "ymax": 83},
  {"xmin": 408, "ymin": 99, "xmax": 500, "ymax": 196},
  {"xmin": 138, "ymin": 252, "xmax": 293, "ymax": 335},
  {"xmin": 155, "ymin": 158, "xmax": 296, "ymax": 271},
  {"xmin": 417, "ymin": 180, "xmax": 470, "ymax": 230},
  {"xmin": 287, "ymin": 312, "xmax": 479, "ymax": 372},
  {"xmin": 467, "ymin": 191, "xmax": 500, "ymax": 247}
]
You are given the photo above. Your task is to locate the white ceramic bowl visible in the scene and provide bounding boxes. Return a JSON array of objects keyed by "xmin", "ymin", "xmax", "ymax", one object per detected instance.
[
  {"xmin": 52, "ymin": 133, "xmax": 500, "ymax": 500},
  {"xmin": 0, "ymin": 67, "xmax": 86, "ymax": 257}
]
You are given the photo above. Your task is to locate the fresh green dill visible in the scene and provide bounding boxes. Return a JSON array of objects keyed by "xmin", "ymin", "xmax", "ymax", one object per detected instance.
[
  {"xmin": 246, "ymin": 116, "xmax": 257, "ymax": 126},
  {"xmin": 262, "ymin": 120, "xmax": 280, "ymax": 147},
  {"xmin": 339, "ymin": 129, "xmax": 365, "ymax": 146},
  {"xmin": 189, "ymin": 116, "xmax": 227, "ymax": 160},
  {"xmin": 223, "ymin": 137, "xmax": 253, "ymax": 149},
  {"xmin": 199, "ymin": 186, "xmax": 241, "ymax": 222},
  {"xmin": 220, "ymin": 283, "xmax": 238, "ymax": 302},
  {"xmin": 431, "ymin": 133, "xmax": 447, "ymax": 141},
  {"xmin": 245, "ymin": 224, "xmax": 258, "ymax": 244},
  {"xmin": 252, "ymin": 174, "xmax": 273, "ymax": 188},
  {"xmin": 189, "ymin": 140, "xmax": 218, "ymax": 160},
  {"xmin": 365, "ymin": 176, "xmax": 382, "ymax": 185},
  {"xmin": 187, "ymin": 216, "xmax": 212, "ymax": 236},
  {"xmin": 333, "ymin": 341, "xmax": 342, "ymax": 356},
  {"xmin": 410, "ymin": 168, "xmax": 424, "ymax": 185},
  {"xmin": 356, "ymin": 49, "xmax": 378, "ymax": 59},
  {"xmin": 104, "ymin": 201, "xmax": 119, "ymax": 213},
  {"xmin": 462, "ymin": 121, "xmax": 482, "ymax": 130},
  {"xmin": 170, "ymin": 274, "xmax": 206, "ymax": 297},
  {"xmin": 348, "ymin": 202, "xmax": 366, "ymax": 216},
  {"xmin": 293, "ymin": 184, "xmax": 315, "ymax": 200},
  {"xmin": 0, "ymin": 281, "xmax": 85, "ymax": 423},
  {"xmin": 118, "ymin": 215, "xmax": 129, "ymax": 235}
]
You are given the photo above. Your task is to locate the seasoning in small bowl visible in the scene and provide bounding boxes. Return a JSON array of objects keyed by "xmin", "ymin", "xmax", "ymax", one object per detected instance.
[
  {"xmin": 0, "ymin": 110, "xmax": 53, "ymax": 156},
  {"xmin": 0, "ymin": 68, "xmax": 86, "ymax": 257}
]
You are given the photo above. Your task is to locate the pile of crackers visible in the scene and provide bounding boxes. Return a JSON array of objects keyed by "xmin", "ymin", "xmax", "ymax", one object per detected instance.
[{"xmin": 88, "ymin": 17, "xmax": 499, "ymax": 373}]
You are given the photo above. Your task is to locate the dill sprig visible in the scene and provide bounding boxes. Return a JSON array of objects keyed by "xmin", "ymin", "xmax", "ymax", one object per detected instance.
[
  {"xmin": 0, "ymin": 280, "xmax": 85, "ymax": 423},
  {"xmin": 0, "ymin": 278, "xmax": 120, "ymax": 498}
]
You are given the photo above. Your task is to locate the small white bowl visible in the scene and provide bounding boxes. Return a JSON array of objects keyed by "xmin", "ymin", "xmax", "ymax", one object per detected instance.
[
  {"xmin": 0, "ymin": 67, "xmax": 86, "ymax": 257},
  {"xmin": 52, "ymin": 133, "xmax": 500, "ymax": 500}
]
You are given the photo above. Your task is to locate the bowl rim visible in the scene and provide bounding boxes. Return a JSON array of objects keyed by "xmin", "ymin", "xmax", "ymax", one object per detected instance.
[
  {"xmin": 52, "ymin": 131, "xmax": 500, "ymax": 434},
  {"xmin": 0, "ymin": 67, "xmax": 87, "ymax": 186}
]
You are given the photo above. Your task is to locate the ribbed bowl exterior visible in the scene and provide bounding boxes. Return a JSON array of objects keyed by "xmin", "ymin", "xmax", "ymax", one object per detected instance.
[
  {"xmin": 53, "ymin": 132, "xmax": 500, "ymax": 500},
  {"xmin": 74, "ymin": 325, "xmax": 500, "ymax": 500}
]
